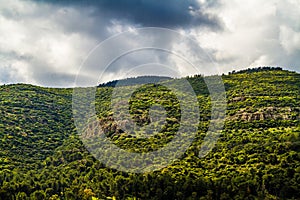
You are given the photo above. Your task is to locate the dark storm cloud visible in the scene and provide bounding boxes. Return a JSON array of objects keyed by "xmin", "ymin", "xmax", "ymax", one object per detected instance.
[{"xmin": 34, "ymin": 0, "xmax": 222, "ymax": 29}]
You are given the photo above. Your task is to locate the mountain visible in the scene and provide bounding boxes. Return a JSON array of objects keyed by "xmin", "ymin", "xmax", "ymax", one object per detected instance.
[
  {"xmin": 0, "ymin": 68, "xmax": 299, "ymax": 199},
  {"xmin": 98, "ymin": 75, "xmax": 172, "ymax": 87}
]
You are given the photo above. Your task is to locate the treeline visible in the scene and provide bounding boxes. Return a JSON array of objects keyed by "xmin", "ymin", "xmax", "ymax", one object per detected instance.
[
  {"xmin": 98, "ymin": 76, "xmax": 172, "ymax": 87},
  {"xmin": 228, "ymin": 66, "xmax": 283, "ymax": 74}
]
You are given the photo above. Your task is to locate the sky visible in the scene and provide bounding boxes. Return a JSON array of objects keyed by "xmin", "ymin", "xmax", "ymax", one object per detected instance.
[{"xmin": 0, "ymin": 0, "xmax": 299, "ymax": 87}]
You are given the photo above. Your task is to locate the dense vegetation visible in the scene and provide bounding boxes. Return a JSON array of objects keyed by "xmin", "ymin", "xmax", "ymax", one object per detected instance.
[{"xmin": 0, "ymin": 68, "xmax": 299, "ymax": 199}]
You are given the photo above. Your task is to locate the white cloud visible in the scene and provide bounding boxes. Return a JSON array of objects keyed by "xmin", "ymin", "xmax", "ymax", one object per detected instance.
[
  {"xmin": 0, "ymin": 0, "xmax": 98, "ymax": 86},
  {"xmin": 191, "ymin": 0, "xmax": 300, "ymax": 73},
  {"xmin": 280, "ymin": 26, "xmax": 300, "ymax": 54}
]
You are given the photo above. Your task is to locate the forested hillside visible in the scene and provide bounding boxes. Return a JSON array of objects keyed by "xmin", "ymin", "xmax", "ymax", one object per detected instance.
[{"xmin": 0, "ymin": 68, "xmax": 299, "ymax": 199}]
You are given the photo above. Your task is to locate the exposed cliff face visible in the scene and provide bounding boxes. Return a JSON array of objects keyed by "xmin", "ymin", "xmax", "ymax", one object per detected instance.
[
  {"xmin": 83, "ymin": 116, "xmax": 126, "ymax": 138},
  {"xmin": 228, "ymin": 106, "xmax": 299, "ymax": 121}
]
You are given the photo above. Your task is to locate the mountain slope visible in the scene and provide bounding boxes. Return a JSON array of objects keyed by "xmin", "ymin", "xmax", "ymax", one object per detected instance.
[{"xmin": 0, "ymin": 68, "xmax": 299, "ymax": 199}]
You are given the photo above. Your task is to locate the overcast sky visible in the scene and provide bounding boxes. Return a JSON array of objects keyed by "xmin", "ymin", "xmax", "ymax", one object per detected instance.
[{"xmin": 0, "ymin": 0, "xmax": 299, "ymax": 87}]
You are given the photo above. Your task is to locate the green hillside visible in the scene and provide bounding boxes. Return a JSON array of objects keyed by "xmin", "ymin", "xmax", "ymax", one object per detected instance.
[{"xmin": 0, "ymin": 68, "xmax": 299, "ymax": 199}]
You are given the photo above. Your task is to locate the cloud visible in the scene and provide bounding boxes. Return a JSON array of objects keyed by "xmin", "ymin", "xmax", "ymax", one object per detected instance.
[
  {"xmin": 189, "ymin": 0, "xmax": 300, "ymax": 73},
  {"xmin": 33, "ymin": 0, "xmax": 222, "ymax": 29},
  {"xmin": 0, "ymin": 0, "xmax": 99, "ymax": 86},
  {"xmin": 0, "ymin": 0, "xmax": 222, "ymax": 87},
  {"xmin": 280, "ymin": 26, "xmax": 300, "ymax": 55},
  {"xmin": 0, "ymin": 0, "xmax": 299, "ymax": 87}
]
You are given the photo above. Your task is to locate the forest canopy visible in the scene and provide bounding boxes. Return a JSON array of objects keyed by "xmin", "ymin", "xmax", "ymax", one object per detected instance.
[{"xmin": 0, "ymin": 68, "xmax": 299, "ymax": 199}]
